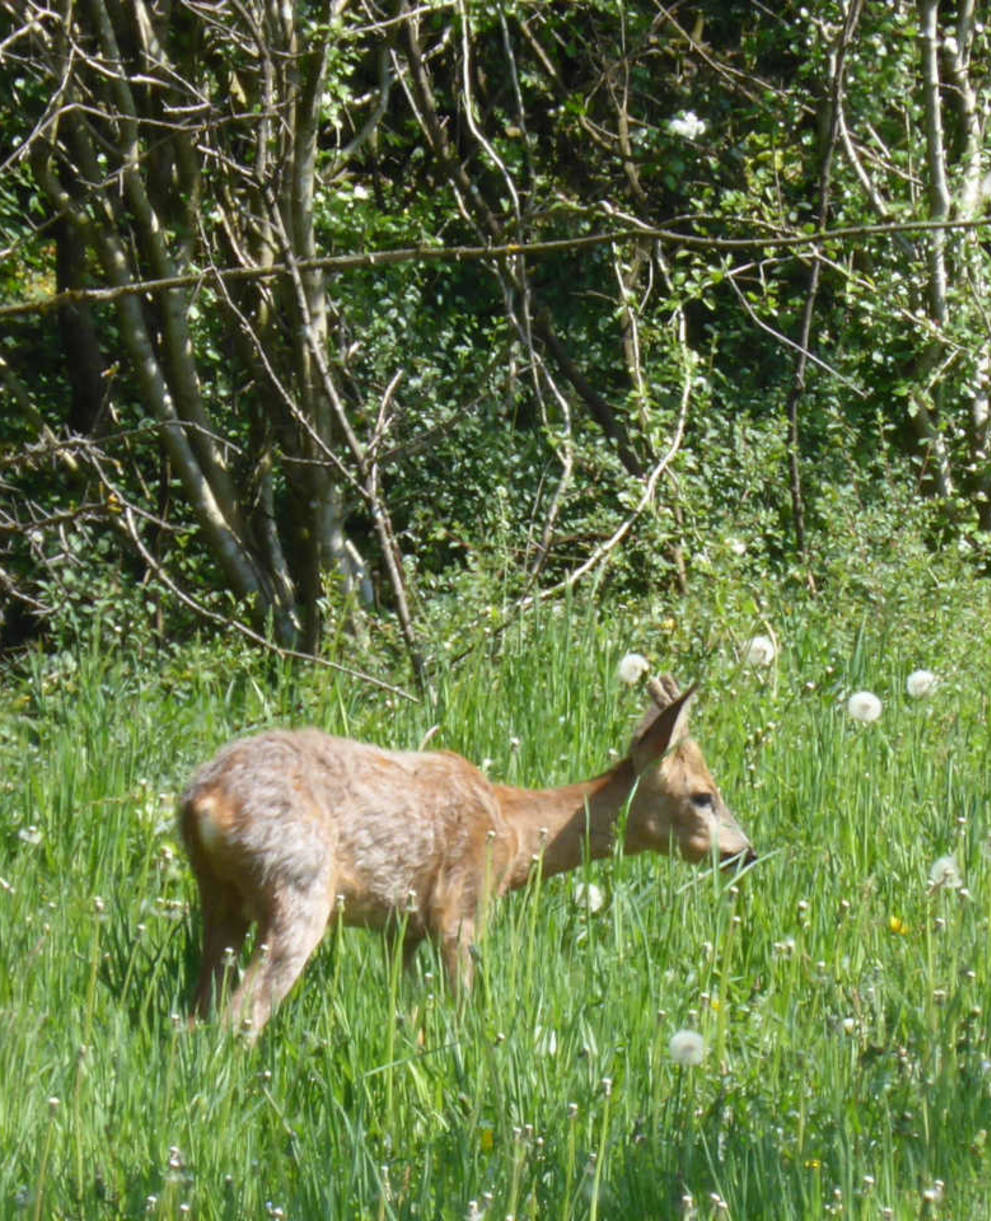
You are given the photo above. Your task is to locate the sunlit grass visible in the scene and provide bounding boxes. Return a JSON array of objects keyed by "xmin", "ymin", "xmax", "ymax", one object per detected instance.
[{"xmin": 2, "ymin": 577, "xmax": 991, "ymax": 1218}]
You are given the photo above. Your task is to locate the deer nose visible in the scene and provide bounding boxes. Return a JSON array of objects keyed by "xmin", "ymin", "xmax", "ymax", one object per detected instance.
[{"xmin": 719, "ymin": 846, "xmax": 757, "ymax": 870}]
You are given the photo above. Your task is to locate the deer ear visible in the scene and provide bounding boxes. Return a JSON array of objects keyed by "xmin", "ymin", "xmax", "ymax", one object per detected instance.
[
  {"xmin": 647, "ymin": 673, "xmax": 683, "ymax": 707},
  {"xmin": 633, "ymin": 683, "xmax": 697, "ymax": 767}
]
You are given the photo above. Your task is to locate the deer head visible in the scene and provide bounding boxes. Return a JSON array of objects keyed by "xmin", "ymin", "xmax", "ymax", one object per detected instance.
[{"xmin": 626, "ymin": 675, "xmax": 755, "ymax": 867}]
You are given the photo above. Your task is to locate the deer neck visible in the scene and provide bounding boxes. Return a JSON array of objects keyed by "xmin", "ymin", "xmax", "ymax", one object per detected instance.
[{"xmin": 494, "ymin": 759, "xmax": 638, "ymax": 891}]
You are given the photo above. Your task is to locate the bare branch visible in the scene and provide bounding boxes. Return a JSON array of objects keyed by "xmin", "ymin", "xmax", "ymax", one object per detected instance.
[{"xmin": 3, "ymin": 217, "xmax": 990, "ymax": 323}]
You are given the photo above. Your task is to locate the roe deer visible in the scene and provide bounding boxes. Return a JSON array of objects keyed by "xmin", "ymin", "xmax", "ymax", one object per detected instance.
[{"xmin": 179, "ymin": 674, "xmax": 754, "ymax": 1036}]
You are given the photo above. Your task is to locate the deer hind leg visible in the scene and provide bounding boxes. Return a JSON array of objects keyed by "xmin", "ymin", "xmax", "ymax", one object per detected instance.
[
  {"xmin": 226, "ymin": 886, "xmax": 332, "ymax": 1038},
  {"xmin": 402, "ymin": 930, "xmax": 426, "ymax": 974},
  {"xmin": 191, "ymin": 879, "xmax": 249, "ymax": 1020}
]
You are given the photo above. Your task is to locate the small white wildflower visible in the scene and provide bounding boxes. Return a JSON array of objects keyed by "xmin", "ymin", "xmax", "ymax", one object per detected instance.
[
  {"xmin": 744, "ymin": 635, "xmax": 776, "ymax": 667},
  {"xmin": 668, "ymin": 1029, "xmax": 705, "ymax": 1066},
  {"xmin": 928, "ymin": 854, "xmax": 962, "ymax": 893},
  {"xmin": 906, "ymin": 669, "xmax": 939, "ymax": 698},
  {"xmin": 17, "ymin": 825, "xmax": 43, "ymax": 845},
  {"xmin": 573, "ymin": 882, "xmax": 605, "ymax": 913},
  {"xmin": 922, "ymin": 1180, "xmax": 945, "ymax": 1204},
  {"xmin": 668, "ymin": 110, "xmax": 707, "ymax": 140},
  {"xmin": 617, "ymin": 652, "xmax": 650, "ymax": 685},
  {"xmin": 847, "ymin": 691, "xmax": 882, "ymax": 723},
  {"xmin": 727, "ymin": 537, "xmax": 747, "ymax": 556}
]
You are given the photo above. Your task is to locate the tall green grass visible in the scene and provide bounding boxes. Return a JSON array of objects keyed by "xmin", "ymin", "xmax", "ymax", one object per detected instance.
[{"xmin": 2, "ymin": 576, "xmax": 990, "ymax": 1218}]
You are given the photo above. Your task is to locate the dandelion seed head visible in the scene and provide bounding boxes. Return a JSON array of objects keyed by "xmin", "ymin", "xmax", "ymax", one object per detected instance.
[
  {"xmin": 928, "ymin": 854, "xmax": 962, "ymax": 893},
  {"xmin": 573, "ymin": 882, "xmax": 605, "ymax": 913},
  {"xmin": 907, "ymin": 669, "xmax": 939, "ymax": 698},
  {"xmin": 668, "ymin": 1029, "xmax": 705, "ymax": 1066},
  {"xmin": 847, "ymin": 691, "xmax": 882, "ymax": 723},
  {"xmin": 617, "ymin": 652, "xmax": 650, "ymax": 685},
  {"xmin": 744, "ymin": 635, "xmax": 776, "ymax": 667}
]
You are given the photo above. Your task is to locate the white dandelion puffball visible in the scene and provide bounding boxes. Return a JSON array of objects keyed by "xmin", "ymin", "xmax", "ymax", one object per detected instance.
[
  {"xmin": 668, "ymin": 1029, "xmax": 705, "ymax": 1067},
  {"xmin": 617, "ymin": 652, "xmax": 650, "ymax": 685},
  {"xmin": 929, "ymin": 855, "xmax": 962, "ymax": 892},
  {"xmin": 573, "ymin": 882, "xmax": 605, "ymax": 914},
  {"xmin": 744, "ymin": 635, "xmax": 776, "ymax": 667},
  {"xmin": 847, "ymin": 691, "xmax": 882, "ymax": 724},
  {"xmin": 907, "ymin": 669, "xmax": 939, "ymax": 699}
]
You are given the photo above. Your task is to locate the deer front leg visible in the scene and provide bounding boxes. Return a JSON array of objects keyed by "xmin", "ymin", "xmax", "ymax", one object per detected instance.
[{"xmin": 439, "ymin": 917, "xmax": 475, "ymax": 994}]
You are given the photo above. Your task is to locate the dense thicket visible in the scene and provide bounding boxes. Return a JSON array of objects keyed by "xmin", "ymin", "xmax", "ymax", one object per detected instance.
[{"xmin": 1, "ymin": 0, "xmax": 989, "ymax": 673}]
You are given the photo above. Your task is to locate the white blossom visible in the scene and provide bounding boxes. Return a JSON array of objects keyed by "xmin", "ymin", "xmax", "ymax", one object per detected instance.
[{"xmin": 668, "ymin": 111, "xmax": 707, "ymax": 140}]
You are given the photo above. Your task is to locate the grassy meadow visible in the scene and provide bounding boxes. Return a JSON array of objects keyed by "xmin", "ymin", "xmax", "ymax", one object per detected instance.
[{"xmin": 2, "ymin": 567, "xmax": 991, "ymax": 1219}]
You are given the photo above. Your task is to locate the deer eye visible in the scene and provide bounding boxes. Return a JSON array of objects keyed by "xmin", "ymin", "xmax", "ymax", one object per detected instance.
[{"xmin": 690, "ymin": 792, "xmax": 716, "ymax": 810}]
